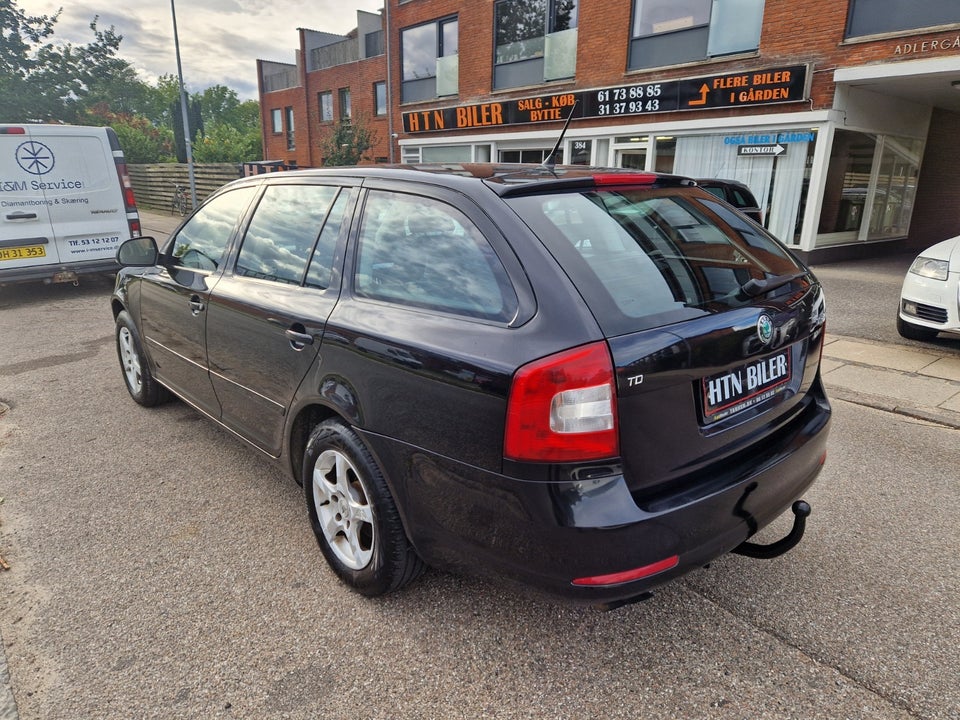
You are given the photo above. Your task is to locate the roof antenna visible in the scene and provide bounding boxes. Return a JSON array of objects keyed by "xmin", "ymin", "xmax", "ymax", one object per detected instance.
[{"xmin": 542, "ymin": 99, "xmax": 579, "ymax": 171}]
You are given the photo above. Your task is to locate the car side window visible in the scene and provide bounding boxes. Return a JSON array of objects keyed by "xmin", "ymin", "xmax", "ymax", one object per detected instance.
[
  {"xmin": 305, "ymin": 190, "xmax": 350, "ymax": 290},
  {"xmin": 171, "ymin": 187, "xmax": 257, "ymax": 271},
  {"xmin": 355, "ymin": 190, "xmax": 518, "ymax": 322},
  {"xmin": 236, "ymin": 184, "xmax": 338, "ymax": 285}
]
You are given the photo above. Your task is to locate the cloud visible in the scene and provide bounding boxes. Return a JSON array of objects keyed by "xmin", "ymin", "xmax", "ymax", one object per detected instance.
[{"xmin": 17, "ymin": 0, "xmax": 384, "ymax": 99}]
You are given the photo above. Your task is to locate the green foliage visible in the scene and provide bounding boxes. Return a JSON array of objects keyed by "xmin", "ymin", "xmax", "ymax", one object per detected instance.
[
  {"xmin": 192, "ymin": 123, "xmax": 262, "ymax": 163},
  {"xmin": 1, "ymin": 0, "xmax": 261, "ymax": 163},
  {"xmin": 0, "ymin": 2, "xmax": 133, "ymax": 122},
  {"xmin": 318, "ymin": 116, "xmax": 378, "ymax": 167},
  {"xmin": 85, "ymin": 104, "xmax": 175, "ymax": 163},
  {"xmin": 172, "ymin": 96, "xmax": 204, "ymax": 163}
]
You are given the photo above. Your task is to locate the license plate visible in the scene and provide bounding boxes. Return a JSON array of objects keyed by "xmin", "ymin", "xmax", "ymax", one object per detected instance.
[
  {"xmin": 0, "ymin": 245, "xmax": 47, "ymax": 261},
  {"xmin": 702, "ymin": 350, "xmax": 791, "ymax": 424}
]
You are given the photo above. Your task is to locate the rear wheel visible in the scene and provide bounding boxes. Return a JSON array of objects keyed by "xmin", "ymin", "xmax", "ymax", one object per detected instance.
[
  {"xmin": 897, "ymin": 313, "xmax": 939, "ymax": 342},
  {"xmin": 304, "ymin": 419, "xmax": 424, "ymax": 596},
  {"xmin": 115, "ymin": 310, "xmax": 166, "ymax": 407}
]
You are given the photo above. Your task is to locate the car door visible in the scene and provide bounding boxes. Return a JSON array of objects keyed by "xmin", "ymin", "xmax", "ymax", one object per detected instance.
[
  {"xmin": 138, "ymin": 186, "xmax": 258, "ymax": 416},
  {"xmin": 204, "ymin": 182, "xmax": 356, "ymax": 455}
]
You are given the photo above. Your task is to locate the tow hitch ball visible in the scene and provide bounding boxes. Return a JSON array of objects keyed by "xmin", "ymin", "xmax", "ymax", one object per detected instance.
[{"xmin": 732, "ymin": 500, "xmax": 811, "ymax": 560}]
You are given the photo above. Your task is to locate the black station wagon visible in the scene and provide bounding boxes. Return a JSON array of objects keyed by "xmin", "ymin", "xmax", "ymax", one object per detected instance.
[{"xmin": 112, "ymin": 164, "xmax": 830, "ymax": 606}]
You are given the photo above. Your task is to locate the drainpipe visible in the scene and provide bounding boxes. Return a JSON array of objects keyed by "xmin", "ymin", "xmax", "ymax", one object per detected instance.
[{"xmin": 384, "ymin": 0, "xmax": 396, "ymax": 163}]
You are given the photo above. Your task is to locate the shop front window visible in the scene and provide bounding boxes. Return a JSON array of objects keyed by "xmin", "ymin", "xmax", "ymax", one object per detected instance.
[
  {"xmin": 868, "ymin": 136, "xmax": 922, "ymax": 240},
  {"xmin": 818, "ymin": 130, "xmax": 921, "ymax": 245},
  {"xmin": 670, "ymin": 130, "xmax": 815, "ymax": 245}
]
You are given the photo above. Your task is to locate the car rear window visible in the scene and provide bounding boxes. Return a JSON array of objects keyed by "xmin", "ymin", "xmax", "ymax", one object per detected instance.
[{"xmin": 507, "ymin": 187, "xmax": 805, "ymax": 336}]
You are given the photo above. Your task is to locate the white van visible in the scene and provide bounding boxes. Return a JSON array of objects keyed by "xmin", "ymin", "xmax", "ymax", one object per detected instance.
[{"xmin": 1, "ymin": 124, "xmax": 142, "ymax": 285}]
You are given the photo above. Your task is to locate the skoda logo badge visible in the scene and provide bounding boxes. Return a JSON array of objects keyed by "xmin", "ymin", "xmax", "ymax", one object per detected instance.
[{"xmin": 757, "ymin": 314, "xmax": 774, "ymax": 345}]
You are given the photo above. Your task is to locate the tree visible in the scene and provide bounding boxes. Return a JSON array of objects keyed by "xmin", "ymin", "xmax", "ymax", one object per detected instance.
[
  {"xmin": 0, "ymin": 1, "xmax": 133, "ymax": 122},
  {"xmin": 85, "ymin": 103, "xmax": 175, "ymax": 163},
  {"xmin": 318, "ymin": 116, "xmax": 378, "ymax": 167},
  {"xmin": 191, "ymin": 123, "xmax": 261, "ymax": 163},
  {"xmin": 171, "ymin": 96, "xmax": 204, "ymax": 163}
]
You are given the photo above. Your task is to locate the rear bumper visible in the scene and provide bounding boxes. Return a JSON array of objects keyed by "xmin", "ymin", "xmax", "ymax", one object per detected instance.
[
  {"xmin": 364, "ymin": 388, "xmax": 832, "ymax": 604},
  {"xmin": 0, "ymin": 258, "xmax": 119, "ymax": 285}
]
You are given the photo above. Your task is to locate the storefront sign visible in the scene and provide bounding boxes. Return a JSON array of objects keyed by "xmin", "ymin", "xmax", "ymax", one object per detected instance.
[
  {"xmin": 893, "ymin": 35, "xmax": 960, "ymax": 56},
  {"xmin": 402, "ymin": 64, "xmax": 809, "ymax": 134},
  {"xmin": 738, "ymin": 143, "xmax": 786, "ymax": 156}
]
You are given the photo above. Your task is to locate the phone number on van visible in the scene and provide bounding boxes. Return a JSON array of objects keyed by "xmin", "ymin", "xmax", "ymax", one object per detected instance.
[{"xmin": 67, "ymin": 235, "xmax": 120, "ymax": 248}]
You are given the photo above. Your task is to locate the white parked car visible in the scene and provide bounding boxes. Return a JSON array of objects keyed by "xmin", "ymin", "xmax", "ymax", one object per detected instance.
[{"xmin": 898, "ymin": 236, "xmax": 960, "ymax": 341}]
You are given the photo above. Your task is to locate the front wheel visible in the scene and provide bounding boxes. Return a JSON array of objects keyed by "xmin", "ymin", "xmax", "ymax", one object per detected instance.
[
  {"xmin": 897, "ymin": 313, "xmax": 939, "ymax": 342},
  {"xmin": 304, "ymin": 419, "xmax": 424, "ymax": 596},
  {"xmin": 115, "ymin": 310, "xmax": 166, "ymax": 407}
]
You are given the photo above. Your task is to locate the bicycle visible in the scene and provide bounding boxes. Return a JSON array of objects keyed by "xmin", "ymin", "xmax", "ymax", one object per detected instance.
[{"xmin": 170, "ymin": 182, "xmax": 188, "ymax": 216}]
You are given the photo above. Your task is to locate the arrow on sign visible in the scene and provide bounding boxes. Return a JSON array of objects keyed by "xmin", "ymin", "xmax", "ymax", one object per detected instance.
[
  {"xmin": 738, "ymin": 144, "xmax": 786, "ymax": 156},
  {"xmin": 687, "ymin": 84, "xmax": 709, "ymax": 106}
]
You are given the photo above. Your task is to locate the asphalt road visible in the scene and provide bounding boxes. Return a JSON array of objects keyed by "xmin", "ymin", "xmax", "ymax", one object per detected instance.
[
  {"xmin": 0, "ymin": 269, "xmax": 958, "ymax": 719},
  {"xmin": 811, "ymin": 252, "xmax": 960, "ymax": 353}
]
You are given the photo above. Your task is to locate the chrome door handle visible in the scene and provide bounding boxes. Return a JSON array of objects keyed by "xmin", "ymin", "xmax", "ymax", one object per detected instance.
[
  {"xmin": 285, "ymin": 328, "xmax": 315, "ymax": 348},
  {"xmin": 188, "ymin": 296, "xmax": 205, "ymax": 315}
]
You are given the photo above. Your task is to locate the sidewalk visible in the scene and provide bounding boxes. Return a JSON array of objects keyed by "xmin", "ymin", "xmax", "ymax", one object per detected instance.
[
  {"xmin": 823, "ymin": 334, "xmax": 960, "ymax": 428},
  {"xmin": 140, "ymin": 208, "xmax": 183, "ymax": 239}
]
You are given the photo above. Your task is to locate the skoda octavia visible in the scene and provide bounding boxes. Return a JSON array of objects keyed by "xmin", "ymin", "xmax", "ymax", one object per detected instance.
[{"xmin": 112, "ymin": 165, "xmax": 830, "ymax": 605}]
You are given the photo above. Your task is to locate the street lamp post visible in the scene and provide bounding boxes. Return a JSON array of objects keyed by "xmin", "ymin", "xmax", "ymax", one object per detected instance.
[{"xmin": 171, "ymin": 0, "xmax": 198, "ymax": 209}]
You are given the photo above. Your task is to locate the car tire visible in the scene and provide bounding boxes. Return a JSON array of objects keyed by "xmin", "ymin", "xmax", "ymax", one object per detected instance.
[
  {"xmin": 897, "ymin": 313, "xmax": 939, "ymax": 342},
  {"xmin": 304, "ymin": 419, "xmax": 425, "ymax": 596},
  {"xmin": 115, "ymin": 310, "xmax": 166, "ymax": 407}
]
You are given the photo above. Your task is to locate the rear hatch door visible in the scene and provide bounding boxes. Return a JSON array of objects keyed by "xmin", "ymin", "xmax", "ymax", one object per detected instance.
[
  {"xmin": 1, "ymin": 125, "xmax": 60, "ymax": 268},
  {"xmin": 507, "ymin": 183, "xmax": 826, "ymax": 495}
]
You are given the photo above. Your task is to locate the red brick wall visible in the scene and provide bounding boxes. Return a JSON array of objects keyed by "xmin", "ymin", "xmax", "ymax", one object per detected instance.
[
  {"xmin": 304, "ymin": 55, "xmax": 391, "ymax": 167},
  {"xmin": 909, "ymin": 108, "xmax": 960, "ymax": 249}
]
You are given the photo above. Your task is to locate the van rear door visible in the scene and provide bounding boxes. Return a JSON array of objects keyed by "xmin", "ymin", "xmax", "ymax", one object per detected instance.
[
  {"xmin": 1, "ymin": 126, "xmax": 59, "ymax": 270},
  {"xmin": 1, "ymin": 124, "xmax": 140, "ymax": 283}
]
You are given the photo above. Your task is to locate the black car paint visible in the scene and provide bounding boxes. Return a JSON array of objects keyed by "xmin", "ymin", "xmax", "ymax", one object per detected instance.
[{"xmin": 112, "ymin": 165, "xmax": 830, "ymax": 603}]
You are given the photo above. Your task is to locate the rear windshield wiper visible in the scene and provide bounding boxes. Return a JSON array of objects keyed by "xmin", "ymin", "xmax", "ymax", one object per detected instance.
[{"xmin": 737, "ymin": 271, "xmax": 807, "ymax": 299}]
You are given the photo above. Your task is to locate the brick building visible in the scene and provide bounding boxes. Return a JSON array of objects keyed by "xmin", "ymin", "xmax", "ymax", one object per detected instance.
[{"xmin": 259, "ymin": 1, "xmax": 960, "ymax": 261}]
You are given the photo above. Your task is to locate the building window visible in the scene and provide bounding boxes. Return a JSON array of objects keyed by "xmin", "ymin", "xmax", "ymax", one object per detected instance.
[
  {"xmin": 628, "ymin": 0, "xmax": 764, "ymax": 70},
  {"xmin": 494, "ymin": 0, "xmax": 578, "ymax": 90},
  {"xmin": 319, "ymin": 91, "xmax": 333, "ymax": 123},
  {"xmin": 817, "ymin": 130, "xmax": 922, "ymax": 245},
  {"xmin": 846, "ymin": 0, "xmax": 960, "ymax": 38},
  {"xmin": 499, "ymin": 148, "xmax": 557, "ymax": 163},
  {"xmin": 401, "ymin": 16, "xmax": 459, "ymax": 103},
  {"xmin": 365, "ymin": 29, "xmax": 384, "ymax": 57},
  {"xmin": 271, "ymin": 108, "xmax": 282, "ymax": 134},
  {"xmin": 284, "ymin": 106, "xmax": 295, "ymax": 151},
  {"xmin": 374, "ymin": 82, "xmax": 387, "ymax": 116},
  {"xmin": 338, "ymin": 88, "xmax": 352, "ymax": 121}
]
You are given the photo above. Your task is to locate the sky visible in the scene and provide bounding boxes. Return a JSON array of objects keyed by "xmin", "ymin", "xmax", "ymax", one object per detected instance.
[{"xmin": 17, "ymin": 0, "xmax": 386, "ymax": 100}]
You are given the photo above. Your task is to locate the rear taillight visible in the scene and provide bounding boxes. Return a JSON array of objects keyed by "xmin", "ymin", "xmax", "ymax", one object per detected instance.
[
  {"xmin": 116, "ymin": 161, "xmax": 137, "ymax": 211},
  {"xmin": 0, "ymin": 127, "xmax": 26, "ymax": 135},
  {"xmin": 114, "ymin": 158, "xmax": 141, "ymax": 237},
  {"xmin": 504, "ymin": 341, "xmax": 618, "ymax": 462}
]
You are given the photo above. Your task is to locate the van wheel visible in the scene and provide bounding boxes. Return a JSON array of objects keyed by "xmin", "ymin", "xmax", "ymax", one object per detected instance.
[
  {"xmin": 115, "ymin": 310, "xmax": 166, "ymax": 407},
  {"xmin": 897, "ymin": 314, "xmax": 939, "ymax": 342},
  {"xmin": 304, "ymin": 419, "xmax": 424, "ymax": 596}
]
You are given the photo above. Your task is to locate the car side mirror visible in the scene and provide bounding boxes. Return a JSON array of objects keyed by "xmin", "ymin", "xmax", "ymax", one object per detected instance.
[{"xmin": 117, "ymin": 237, "xmax": 159, "ymax": 267}]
